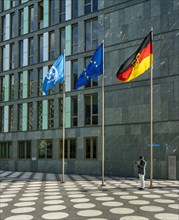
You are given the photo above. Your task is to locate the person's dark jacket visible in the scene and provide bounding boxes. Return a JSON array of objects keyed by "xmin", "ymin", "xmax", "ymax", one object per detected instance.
[{"xmin": 137, "ymin": 160, "xmax": 146, "ymax": 174}]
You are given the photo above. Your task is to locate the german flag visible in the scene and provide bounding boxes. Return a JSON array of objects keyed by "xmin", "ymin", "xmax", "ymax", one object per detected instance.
[{"xmin": 116, "ymin": 32, "xmax": 153, "ymax": 82}]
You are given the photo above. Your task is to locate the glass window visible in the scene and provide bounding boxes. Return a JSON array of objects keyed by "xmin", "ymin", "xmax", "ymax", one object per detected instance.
[
  {"xmin": 9, "ymin": 105, "xmax": 14, "ymax": 132},
  {"xmin": 18, "ymin": 104, "xmax": 23, "ymax": 131},
  {"xmin": 38, "ymin": 68, "xmax": 43, "ymax": 96},
  {"xmin": 71, "ymin": 96, "xmax": 78, "ymax": 127},
  {"xmin": 60, "ymin": 28, "xmax": 65, "ymax": 54},
  {"xmin": 0, "ymin": 107, "xmax": 4, "ymax": 132},
  {"xmin": 10, "ymin": 13, "xmax": 15, "ymax": 38},
  {"xmin": 39, "ymin": 35, "xmax": 43, "ymax": 62},
  {"xmin": 59, "ymin": 139, "xmax": 76, "ymax": 159},
  {"xmin": 1, "ymin": 0, "xmax": 4, "ymax": 11},
  {"xmin": 19, "ymin": 9, "xmax": 24, "ymax": 36},
  {"xmin": 72, "ymin": 24, "xmax": 78, "ymax": 54},
  {"xmin": 59, "ymin": 0, "xmax": 65, "ymax": 22},
  {"xmin": 29, "ymin": 6, "xmax": 34, "ymax": 32},
  {"xmin": 38, "ymin": 1, "xmax": 43, "ymax": 29},
  {"xmin": 1, "ymin": 16, "xmax": 6, "ymax": 41},
  {"xmin": 59, "ymin": 98, "xmax": 63, "ymax": 128},
  {"xmin": 0, "ymin": 142, "xmax": 12, "ymax": 159},
  {"xmin": 85, "ymin": 19, "xmax": 98, "ymax": 51},
  {"xmin": 85, "ymin": 0, "xmax": 98, "ymax": 15},
  {"xmin": 0, "ymin": 76, "xmax": 5, "ymax": 101},
  {"xmin": 28, "ymin": 70, "xmax": 33, "ymax": 97},
  {"xmin": 11, "ymin": 0, "xmax": 16, "ymax": 8},
  {"xmin": 72, "ymin": 0, "xmax": 78, "ymax": 19},
  {"xmin": 28, "ymin": 102, "xmax": 33, "ymax": 130},
  {"xmin": 9, "ymin": 74, "xmax": 14, "ymax": 100},
  {"xmin": 71, "ymin": 60, "xmax": 78, "ymax": 90},
  {"xmin": 48, "ymin": 100, "xmax": 54, "ymax": 129},
  {"xmin": 10, "ymin": 43, "xmax": 15, "ymax": 69},
  {"xmin": 19, "ymin": 41, "xmax": 23, "ymax": 67},
  {"xmin": 84, "ymin": 137, "xmax": 97, "ymax": 159},
  {"xmin": 37, "ymin": 101, "xmax": 42, "ymax": 129},
  {"xmin": 37, "ymin": 140, "xmax": 53, "ymax": 159},
  {"xmin": 49, "ymin": 31, "xmax": 55, "ymax": 60},
  {"xmin": 50, "ymin": 0, "xmax": 55, "ymax": 25},
  {"xmin": 85, "ymin": 94, "xmax": 98, "ymax": 125},
  {"xmin": 18, "ymin": 72, "xmax": 23, "ymax": 98},
  {"xmin": 1, "ymin": 46, "xmax": 5, "ymax": 71},
  {"xmin": 18, "ymin": 141, "xmax": 31, "ymax": 159},
  {"xmin": 29, "ymin": 38, "xmax": 34, "ymax": 65}
]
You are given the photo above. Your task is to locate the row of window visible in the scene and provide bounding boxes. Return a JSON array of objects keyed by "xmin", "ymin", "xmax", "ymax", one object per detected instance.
[
  {"xmin": 0, "ymin": 19, "xmax": 98, "ymax": 72},
  {"xmin": 0, "ymin": 57, "xmax": 99, "ymax": 102},
  {"xmin": 0, "ymin": 94, "xmax": 98, "ymax": 132},
  {"xmin": 0, "ymin": 138, "xmax": 97, "ymax": 160},
  {"xmin": 1, "ymin": 0, "xmax": 98, "ymax": 41}
]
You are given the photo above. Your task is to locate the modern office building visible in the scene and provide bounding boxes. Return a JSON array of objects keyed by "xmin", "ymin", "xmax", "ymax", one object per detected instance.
[{"xmin": 0, "ymin": 0, "xmax": 178, "ymax": 179}]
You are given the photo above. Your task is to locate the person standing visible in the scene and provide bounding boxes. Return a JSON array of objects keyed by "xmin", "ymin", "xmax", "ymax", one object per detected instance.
[{"xmin": 136, "ymin": 156, "xmax": 147, "ymax": 190}]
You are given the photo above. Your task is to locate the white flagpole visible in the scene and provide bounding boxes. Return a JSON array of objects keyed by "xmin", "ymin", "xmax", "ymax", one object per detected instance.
[
  {"xmin": 61, "ymin": 50, "xmax": 66, "ymax": 183},
  {"xmin": 101, "ymin": 40, "xmax": 105, "ymax": 186},
  {"xmin": 150, "ymin": 28, "xmax": 154, "ymax": 188}
]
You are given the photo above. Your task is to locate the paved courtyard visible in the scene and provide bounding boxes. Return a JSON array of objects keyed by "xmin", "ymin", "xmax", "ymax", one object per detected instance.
[{"xmin": 0, "ymin": 171, "xmax": 178, "ymax": 220}]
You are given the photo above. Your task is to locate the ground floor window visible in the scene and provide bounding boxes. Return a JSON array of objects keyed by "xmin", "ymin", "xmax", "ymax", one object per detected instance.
[
  {"xmin": 0, "ymin": 142, "xmax": 12, "ymax": 159},
  {"xmin": 37, "ymin": 140, "xmax": 53, "ymax": 159},
  {"xmin": 84, "ymin": 137, "xmax": 97, "ymax": 159},
  {"xmin": 18, "ymin": 141, "xmax": 31, "ymax": 159},
  {"xmin": 59, "ymin": 139, "xmax": 76, "ymax": 159}
]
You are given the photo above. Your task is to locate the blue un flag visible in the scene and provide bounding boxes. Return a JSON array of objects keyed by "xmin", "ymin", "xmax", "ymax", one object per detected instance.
[
  {"xmin": 42, "ymin": 54, "xmax": 64, "ymax": 95},
  {"xmin": 75, "ymin": 43, "xmax": 103, "ymax": 90}
]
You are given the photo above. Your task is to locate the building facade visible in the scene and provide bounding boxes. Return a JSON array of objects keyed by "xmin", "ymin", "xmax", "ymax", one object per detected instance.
[{"xmin": 0, "ymin": 0, "xmax": 178, "ymax": 179}]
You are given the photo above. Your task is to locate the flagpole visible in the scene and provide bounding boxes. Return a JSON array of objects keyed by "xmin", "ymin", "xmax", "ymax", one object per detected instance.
[
  {"xmin": 61, "ymin": 50, "xmax": 66, "ymax": 183},
  {"xmin": 150, "ymin": 28, "xmax": 154, "ymax": 188},
  {"xmin": 101, "ymin": 40, "xmax": 105, "ymax": 186}
]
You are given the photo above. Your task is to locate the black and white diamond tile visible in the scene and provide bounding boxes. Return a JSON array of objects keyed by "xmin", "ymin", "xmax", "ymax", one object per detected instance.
[{"xmin": 0, "ymin": 171, "xmax": 178, "ymax": 220}]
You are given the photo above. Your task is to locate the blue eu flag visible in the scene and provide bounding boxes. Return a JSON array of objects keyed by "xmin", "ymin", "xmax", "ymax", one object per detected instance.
[
  {"xmin": 42, "ymin": 54, "xmax": 64, "ymax": 95},
  {"xmin": 75, "ymin": 43, "xmax": 103, "ymax": 90}
]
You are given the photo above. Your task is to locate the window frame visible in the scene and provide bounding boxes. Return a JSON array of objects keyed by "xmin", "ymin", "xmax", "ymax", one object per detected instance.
[
  {"xmin": 48, "ymin": 99, "xmax": 54, "ymax": 129},
  {"xmin": 71, "ymin": 96, "xmax": 78, "ymax": 127},
  {"xmin": 37, "ymin": 139, "xmax": 53, "ymax": 159},
  {"xmin": 28, "ymin": 70, "xmax": 33, "ymax": 97},
  {"xmin": 0, "ymin": 106, "xmax": 4, "ymax": 132},
  {"xmin": 1, "ymin": 16, "xmax": 6, "ymax": 41},
  {"xmin": 72, "ymin": 24, "xmax": 78, "ymax": 55},
  {"xmin": 84, "ymin": 137, "xmax": 97, "ymax": 160},
  {"xmin": 38, "ymin": 34, "xmax": 43, "ymax": 62},
  {"xmin": 9, "ymin": 74, "xmax": 14, "ymax": 100},
  {"xmin": 38, "ymin": 67, "xmax": 43, "ymax": 96},
  {"xmin": 85, "ymin": 18, "xmax": 98, "ymax": 51},
  {"xmin": 27, "ymin": 102, "xmax": 33, "ymax": 130},
  {"xmin": 19, "ymin": 9, "xmax": 24, "ymax": 36},
  {"xmin": 84, "ymin": 93, "xmax": 98, "ymax": 126},
  {"xmin": 59, "ymin": 0, "xmax": 65, "ymax": 23},
  {"xmin": 18, "ymin": 72, "xmax": 23, "ymax": 98},
  {"xmin": 38, "ymin": 1, "xmax": 44, "ymax": 29},
  {"xmin": 0, "ymin": 142, "xmax": 12, "ymax": 160},
  {"xmin": 28, "ymin": 37, "xmax": 34, "ymax": 65},
  {"xmin": 59, "ymin": 28, "xmax": 65, "ymax": 54},
  {"xmin": 10, "ymin": 43, "xmax": 15, "ymax": 69},
  {"xmin": 29, "ymin": 5, "xmax": 34, "ymax": 32},
  {"xmin": 59, "ymin": 138, "xmax": 77, "ymax": 160},
  {"xmin": 18, "ymin": 141, "xmax": 31, "ymax": 160},
  {"xmin": 37, "ymin": 101, "xmax": 43, "ymax": 129},
  {"xmin": 19, "ymin": 40, "xmax": 24, "ymax": 67},
  {"xmin": 18, "ymin": 104, "xmax": 23, "ymax": 131},
  {"xmin": 8, "ymin": 105, "xmax": 14, "ymax": 132},
  {"xmin": 0, "ymin": 76, "xmax": 5, "ymax": 101},
  {"xmin": 49, "ymin": 31, "xmax": 55, "ymax": 60}
]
